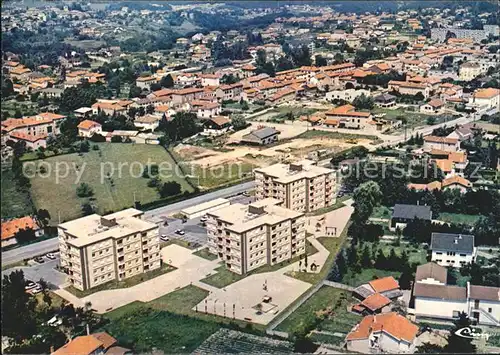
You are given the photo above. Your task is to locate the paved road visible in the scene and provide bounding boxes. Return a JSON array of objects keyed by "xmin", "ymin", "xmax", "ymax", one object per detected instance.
[
  {"xmin": 1, "ymin": 181, "xmax": 255, "ymax": 266},
  {"xmin": 2, "ymin": 255, "xmax": 67, "ymax": 287}
]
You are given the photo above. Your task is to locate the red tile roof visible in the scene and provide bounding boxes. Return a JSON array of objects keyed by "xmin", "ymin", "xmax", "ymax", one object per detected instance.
[{"xmin": 369, "ymin": 276, "xmax": 399, "ymax": 293}]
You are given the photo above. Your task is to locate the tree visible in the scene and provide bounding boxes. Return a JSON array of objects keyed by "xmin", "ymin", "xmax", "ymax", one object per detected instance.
[
  {"xmin": 111, "ymin": 135, "xmax": 123, "ymax": 143},
  {"xmin": 161, "ymin": 112, "xmax": 200, "ymax": 142},
  {"xmin": 352, "ymin": 181, "xmax": 382, "ymax": 223},
  {"xmin": 445, "ymin": 312, "xmax": 476, "ymax": 354},
  {"xmin": 158, "ymin": 181, "xmax": 181, "ymax": 198},
  {"xmin": 81, "ymin": 203, "xmax": 95, "ymax": 216},
  {"xmin": 128, "ymin": 84, "xmax": 142, "ymax": 98},
  {"xmin": 76, "ymin": 183, "xmax": 94, "ymax": 197},
  {"xmin": 398, "ymin": 262, "xmax": 413, "ymax": 290},
  {"xmin": 231, "ymin": 116, "xmax": 248, "ymax": 131},
  {"xmin": 14, "ymin": 228, "xmax": 37, "ymax": 244},
  {"xmin": 36, "ymin": 209, "xmax": 51, "ymax": 226},
  {"xmin": 2, "ymin": 78, "xmax": 14, "ymax": 98},
  {"xmin": 416, "ymin": 343, "xmax": 445, "ymax": 353},
  {"xmin": 79, "ymin": 140, "xmax": 90, "ymax": 153},
  {"xmin": 352, "ymin": 94, "xmax": 375, "ymax": 110},
  {"xmin": 360, "ymin": 244, "xmax": 372, "ymax": 268},
  {"xmin": 1, "ymin": 270, "xmax": 37, "ymax": 341},
  {"xmin": 336, "ymin": 250, "xmax": 347, "ymax": 277},
  {"xmin": 315, "ymin": 54, "xmax": 327, "ymax": 67},
  {"xmin": 374, "ymin": 249, "xmax": 388, "ymax": 270}
]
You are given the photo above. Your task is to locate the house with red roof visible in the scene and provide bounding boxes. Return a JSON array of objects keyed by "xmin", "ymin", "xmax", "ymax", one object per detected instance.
[{"xmin": 1, "ymin": 216, "xmax": 43, "ymax": 248}]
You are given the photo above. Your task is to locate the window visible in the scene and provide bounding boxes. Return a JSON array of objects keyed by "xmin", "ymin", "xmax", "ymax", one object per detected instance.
[
  {"xmin": 488, "ymin": 308, "xmax": 492, "ymax": 313},
  {"xmin": 452, "ymin": 311, "xmax": 460, "ymax": 318}
]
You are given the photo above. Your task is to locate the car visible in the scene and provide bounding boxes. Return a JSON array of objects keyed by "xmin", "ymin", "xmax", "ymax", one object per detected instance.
[
  {"xmin": 160, "ymin": 235, "xmax": 169, "ymax": 242},
  {"xmin": 34, "ymin": 257, "xmax": 45, "ymax": 263},
  {"xmin": 175, "ymin": 229, "xmax": 185, "ymax": 235},
  {"xmin": 46, "ymin": 253, "xmax": 56, "ymax": 260},
  {"xmin": 30, "ymin": 286, "xmax": 42, "ymax": 294},
  {"xmin": 200, "ymin": 216, "xmax": 207, "ymax": 222},
  {"xmin": 242, "ymin": 191, "xmax": 250, "ymax": 197},
  {"xmin": 25, "ymin": 281, "xmax": 37, "ymax": 290}
]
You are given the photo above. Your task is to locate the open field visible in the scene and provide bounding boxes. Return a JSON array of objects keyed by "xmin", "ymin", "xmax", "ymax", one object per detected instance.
[
  {"xmin": 341, "ymin": 268, "xmax": 402, "ymax": 287},
  {"xmin": 26, "ymin": 143, "xmax": 193, "ymax": 223},
  {"xmin": 438, "ymin": 212, "xmax": 482, "ymax": 226},
  {"xmin": 275, "ymin": 286, "xmax": 347, "ymax": 333},
  {"xmin": 1, "ymin": 100, "xmax": 39, "ymax": 117},
  {"xmin": 1, "ymin": 170, "xmax": 34, "ymax": 219},
  {"xmin": 372, "ymin": 107, "xmax": 456, "ymax": 134},
  {"xmin": 63, "ymin": 38, "xmax": 106, "ymax": 50}
]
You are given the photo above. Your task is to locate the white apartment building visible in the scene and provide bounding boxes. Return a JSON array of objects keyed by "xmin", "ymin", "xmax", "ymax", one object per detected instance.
[
  {"xmin": 430, "ymin": 233, "xmax": 476, "ymax": 268},
  {"xmin": 206, "ymin": 198, "xmax": 306, "ymax": 275},
  {"xmin": 254, "ymin": 160, "xmax": 336, "ymax": 213},
  {"xmin": 58, "ymin": 208, "xmax": 161, "ymax": 291}
]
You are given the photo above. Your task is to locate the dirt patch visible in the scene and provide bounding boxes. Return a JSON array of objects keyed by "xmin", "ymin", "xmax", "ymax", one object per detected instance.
[{"xmin": 174, "ymin": 144, "xmax": 217, "ymax": 161}]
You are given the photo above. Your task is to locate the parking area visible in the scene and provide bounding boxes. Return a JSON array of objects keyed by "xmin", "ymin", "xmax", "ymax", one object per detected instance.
[
  {"xmin": 2, "ymin": 253, "xmax": 67, "ymax": 288},
  {"xmin": 156, "ymin": 194, "xmax": 255, "ymax": 247}
]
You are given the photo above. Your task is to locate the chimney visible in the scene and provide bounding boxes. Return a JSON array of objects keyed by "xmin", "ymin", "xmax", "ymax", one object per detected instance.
[
  {"xmin": 248, "ymin": 205, "xmax": 265, "ymax": 215},
  {"xmin": 100, "ymin": 217, "xmax": 117, "ymax": 227},
  {"xmin": 454, "ymin": 238, "xmax": 458, "ymax": 244},
  {"xmin": 289, "ymin": 163, "xmax": 303, "ymax": 172}
]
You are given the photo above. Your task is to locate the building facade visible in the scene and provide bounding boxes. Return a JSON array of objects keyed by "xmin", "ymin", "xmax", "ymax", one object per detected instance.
[
  {"xmin": 430, "ymin": 233, "xmax": 476, "ymax": 267},
  {"xmin": 206, "ymin": 198, "xmax": 306, "ymax": 275},
  {"xmin": 254, "ymin": 160, "xmax": 336, "ymax": 213},
  {"xmin": 58, "ymin": 208, "xmax": 161, "ymax": 291}
]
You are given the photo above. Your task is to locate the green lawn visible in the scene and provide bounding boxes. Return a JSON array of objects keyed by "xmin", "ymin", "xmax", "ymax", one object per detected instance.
[
  {"xmin": 297, "ymin": 130, "xmax": 380, "ymax": 143},
  {"xmin": 193, "ymin": 248, "xmax": 218, "ymax": 261},
  {"xmin": 1, "ymin": 170, "xmax": 34, "ymax": 219},
  {"xmin": 370, "ymin": 205, "xmax": 392, "ymax": 219},
  {"xmin": 188, "ymin": 162, "xmax": 255, "ymax": 190},
  {"xmin": 201, "ymin": 240, "xmax": 320, "ymax": 288},
  {"xmin": 341, "ymin": 268, "xmax": 402, "ymax": 287},
  {"xmin": 373, "ymin": 107, "xmax": 455, "ymax": 134},
  {"xmin": 276, "ymin": 286, "xmax": 347, "ymax": 333},
  {"xmin": 438, "ymin": 213, "xmax": 482, "ymax": 226},
  {"xmin": 367, "ymin": 242, "xmax": 428, "ymax": 265},
  {"xmin": 65, "ymin": 264, "xmax": 176, "ymax": 298},
  {"xmin": 287, "ymin": 234, "xmax": 347, "ymax": 285},
  {"xmin": 27, "ymin": 143, "xmax": 193, "ymax": 223},
  {"xmin": 309, "ymin": 332, "xmax": 345, "ymax": 346}
]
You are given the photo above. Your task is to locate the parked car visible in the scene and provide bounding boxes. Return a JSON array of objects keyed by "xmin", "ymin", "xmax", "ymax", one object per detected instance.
[
  {"xmin": 160, "ymin": 235, "xmax": 170, "ymax": 242},
  {"xmin": 34, "ymin": 257, "xmax": 45, "ymax": 263},
  {"xmin": 175, "ymin": 229, "xmax": 185, "ymax": 235},
  {"xmin": 242, "ymin": 191, "xmax": 250, "ymax": 197},
  {"xmin": 47, "ymin": 316, "xmax": 63, "ymax": 327},
  {"xmin": 200, "ymin": 216, "xmax": 207, "ymax": 222},
  {"xmin": 46, "ymin": 253, "xmax": 56, "ymax": 260},
  {"xmin": 30, "ymin": 286, "xmax": 42, "ymax": 294},
  {"xmin": 25, "ymin": 280, "xmax": 37, "ymax": 290}
]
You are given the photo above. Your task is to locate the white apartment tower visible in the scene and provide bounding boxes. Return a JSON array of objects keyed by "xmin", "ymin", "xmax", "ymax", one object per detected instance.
[
  {"xmin": 254, "ymin": 160, "xmax": 336, "ymax": 213},
  {"xmin": 206, "ymin": 198, "xmax": 306, "ymax": 274},
  {"xmin": 58, "ymin": 208, "xmax": 161, "ymax": 291}
]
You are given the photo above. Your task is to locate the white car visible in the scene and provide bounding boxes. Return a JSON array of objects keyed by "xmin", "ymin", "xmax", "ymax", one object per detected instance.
[
  {"xmin": 175, "ymin": 229, "xmax": 185, "ymax": 235},
  {"xmin": 46, "ymin": 253, "xmax": 56, "ymax": 260},
  {"xmin": 30, "ymin": 285, "xmax": 42, "ymax": 294},
  {"xmin": 25, "ymin": 281, "xmax": 37, "ymax": 290},
  {"xmin": 200, "ymin": 216, "xmax": 207, "ymax": 222},
  {"xmin": 160, "ymin": 235, "xmax": 169, "ymax": 242}
]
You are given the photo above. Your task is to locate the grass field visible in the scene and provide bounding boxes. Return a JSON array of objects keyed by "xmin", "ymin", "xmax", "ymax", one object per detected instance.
[
  {"xmin": 27, "ymin": 143, "xmax": 193, "ymax": 223},
  {"xmin": 438, "ymin": 212, "xmax": 482, "ymax": 226},
  {"xmin": 200, "ymin": 240, "xmax": 319, "ymax": 288},
  {"xmin": 104, "ymin": 285, "xmax": 265, "ymax": 353},
  {"xmin": 1, "ymin": 100, "xmax": 39, "ymax": 116},
  {"xmin": 276, "ymin": 286, "xmax": 347, "ymax": 333},
  {"xmin": 341, "ymin": 268, "xmax": 402, "ymax": 287},
  {"xmin": 1, "ymin": 170, "xmax": 34, "ymax": 219},
  {"xmin": 372, "ymin": 107, "xmax": 454, "ymax": 134},
  {"xmin": 367, "ymin": 242, "xmax": 428, "ymax": 265},
  {"xmin": 297, "ymin": 130, "xmax": 380, "ymax": 143},
  {"xmin": 193, "ymin": 248, "xmax": 218, "ymax": 261},
  {"xmin": 370, "ymin": 205, "xmax": 392, "ymax": 219},
  {"xmin": 187, "ymin": 162, "xmax": 255, "ymax": 190}
]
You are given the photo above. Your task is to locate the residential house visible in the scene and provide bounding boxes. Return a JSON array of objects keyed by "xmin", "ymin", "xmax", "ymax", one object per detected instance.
[
  {"xmin": 430, "ymin": 233, "xmax": 476, "ymax": 267},
  {"xmin": 74, "ymin": 107, "xmax": 93, "ymax": 119},
  {"xmin": 447, "ymin": 125, "xmax": 473, "ymax": 142},
  {"xmin": 469, "ymin": 88, "xmax": 500, "ymax": 111},
  {"xmin": 241, "ymin": 127, "xmax": 280, "ymax": 145},
  {"xmin": 324, "ymin": 104, "xmax": 372, "ymax": 129},
  {"xmin": 203, "ymin": 116, "xmax": 232, "ymax": 136},
  {"xmin": 8, "ymin": 132, "xmax": 48, "ymax": 149},
  {"xmin": 441, "ymin": 175, "xmax": 472, "ymax": 192},
  {"xmin": 420, "ymin": 99, "xmax": 445, "ymax": 114},
  {"xmin": 325, "ymin": 89, "xmax": 371, "ymax": 103},
  {"xmin": 413, "ymin": 262, "xmax": 499, "ymax": 326},
  {"xmin": 353, "ymin": 276, "xmax": 403, "ymax": 301},
  {"xmin": 346, "ymin": 312, "xmax": 419, "ymax": 354},
  {"xmin": 1, "ymin": 216, "xmax": 44, "ymax": 248},
  {"xmin": 191, "ymin": 100, "xmax": 221, "ymax": 119},
  {"xmin": 1, "ymin": 112, "xmax": 66, "ymax": 138},
  {"xmin": 136, "ymin": 76, "xmax": 158, "ymax": 90},
  {"xmin": 77, "ymin": 120, "xmax": 102, "ymax": 138},
  {"xmin": 266, "ymin": 88, "xmax": 296, "ymax": 106},
  {"xmin": 91, "ymin": 102, "xmax": 126, "ymax": 116},
  {"xmin": 134, "ymin": 115, "xmax": 161, "ymax": 131},
  {"xmin": 423, "ymin": 136, "xmax": 459, "ymax": 152},
  {"xmin": 216, "ymin": 83, "xmax": 244, "ymax": 102},
  {"xmin": 388, "ymin": 80, "xmax": 430, "ymax": 99},
  {"xmin": 200, "ymin": 74, "xmax": 220, "ymax": 87},
  {"xmin": 170, "ymin": 88, "xmax": 205, "ymax": 106},
  {"xmin": 39, "ymin": 87, "xmax": 64, "ymax": 99},
  {"xmin": 175, "ymin": 73, "xmax": 200, "ymax": 87},
  {"xmin": 52, "ymin": 332, "xmax": 130, "ymax": 355},
  {"xmin": 390, "ymin": 204, "xmax": 432, "ymax": 231},
  {"xmin": 374, "ymin": 93, "xmax": 397, "ymax": 108}
]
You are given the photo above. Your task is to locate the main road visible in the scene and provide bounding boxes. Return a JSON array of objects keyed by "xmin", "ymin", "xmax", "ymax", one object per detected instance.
[{"xmin": 1, "ymin": 181, "xmax": 254, "ymax": 266}]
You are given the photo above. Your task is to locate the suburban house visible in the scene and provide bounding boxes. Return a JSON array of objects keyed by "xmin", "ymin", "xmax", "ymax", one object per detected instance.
[
  {"xmin": 353, "ymin": 276, "xmax": 403, "ymax": 302},
  {"xmin": 447, "ymin": 126, "xmax": 473, "ymax": 142},
  {"xmin": 91, "ymin": 102, "xmax": 127, "ymax": 116},
  {"xmin": 469, "ymin": 88, "xmax": 500, "ymax": 110},
  {"xmin": 430, "ymin": 232, "xmax": 476, "ymax": 267},
  {"xmin": 388, "ymin": 80, "xmax": 430, "ymax": 99},
  {"xmin": 423, "ymin": 136, "xmax": 459, "ymax": 152},
  {"xmin": 170, "ymin": 87, "xmax": 205, "ymax": 105},
  {"xmin": 200, "ymin": 73, "xmax": 220, "ymax": 87},
  {"xmin": 266, "ymin": 87, "xmax": 296, "ymax": 106},
  {"xmin": 420, "ymin": 99, "xmax": 445, "ymax": 114},
  {"xmin": 324, "ymin": 104, "xmax": 372, "ymax": 129},
  {"xmin": 77, "ymin": 120, "xmax": 102, "ymax": 138},
  {"xmin": 441, "ymin": 175, "xmax": 472, "ymax": 192},
  {"xmin": 52, "ymin": 332, "xmax": 130, "ymax": 355},
  {"xmin": 346, "ymin": 312, "xmax": 419, "ymax": 354},
  {"xmin": 390, "ymin": 204, "xmax": 432, "ymax": 231},
  {"xmin": 203, "ymin": 116, "xmax": 232, "ymax": 136},
  {"xmin": 136, "ymin": 76, "xmax": 158, "ymax": 90},
  {"xmin": 134, "ymin": 115, "xmax": 161, "ymax": 131},
  {"xmin": 8, "ymin": 132, "xmax": 48, "ymax": 149},
  {"xmin": 74, "ymin": 107, "xmax": 93, "ymax": 119},
  {"xmin": 413, "ymin": 262, "xmax": 500, "ymax": 326},
  {"xmin": 215, "ymin": 82, "xmax": 244, "ymax": 101},
  {"xmin": 241, "ymin": 127, "xmax": 280, "ymax": 145},
  {"xmin": 374, "ymin": 93, "xmax": 397, "ymax": 108},
  {"xmin": 1, "ymin": 216, "xmax": 44, "ymax": 248},
  {"xmin": 191, "ymin": 100, "xmax": 222, "ymax": 119}
]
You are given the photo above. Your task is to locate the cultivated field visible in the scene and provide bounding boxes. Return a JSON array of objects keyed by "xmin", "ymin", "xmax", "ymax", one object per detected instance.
[{"xmin": 27, "ymin": 143, "xmax": 193, "ymax": 223}]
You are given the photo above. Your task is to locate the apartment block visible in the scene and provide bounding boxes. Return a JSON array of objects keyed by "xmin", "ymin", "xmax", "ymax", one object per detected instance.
[
  {"xmin": 206, "ymin": 198, "xmax": 306, "ymax": 274},
  {"xmin": 58, "ymin": 208, "xmax": 161, "ymax": 291},
  {"xmin": 254, "ymin": 160, "xmax": 336, "ymax": 213}
]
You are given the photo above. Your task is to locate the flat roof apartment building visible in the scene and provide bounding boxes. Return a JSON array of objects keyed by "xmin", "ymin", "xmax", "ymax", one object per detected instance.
[
  {"xmin": 206, "ymin": 198, "xmax": 306, "ymax": 274},
  {"xmin": 58, "ymin": 208, "xmax": 161, "ymax": 291},
  {"xmin": 254, "ymin": 160, "xmax": 336, "ymax": 213}
]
